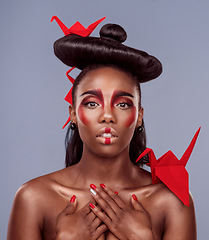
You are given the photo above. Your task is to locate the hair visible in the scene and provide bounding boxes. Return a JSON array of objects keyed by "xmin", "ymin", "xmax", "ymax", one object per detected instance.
[
  {"xmin": 64, "ymin": 64, "xmax": 149, "ymax": 167},
  {"xmin": 53, "ymin": 23, "xmax": 162, "ymax": 82}
]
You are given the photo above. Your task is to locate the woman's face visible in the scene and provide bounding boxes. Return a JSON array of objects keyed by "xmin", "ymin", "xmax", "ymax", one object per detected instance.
[{"xmin": 71, "ymin": 67, "xmax": 143, "ymax": 158}]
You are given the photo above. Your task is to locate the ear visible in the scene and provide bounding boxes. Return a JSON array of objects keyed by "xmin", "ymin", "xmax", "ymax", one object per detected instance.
[
  {"xmin": 69, "ymin": 105, "xmax": 77, "ymax": 123},
  {"xmin": 136, "ymin": 107, "xmax": 144, "ymax": 127}
]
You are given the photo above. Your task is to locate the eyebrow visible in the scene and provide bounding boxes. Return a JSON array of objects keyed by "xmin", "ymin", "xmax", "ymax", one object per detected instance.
[
  {"xmin": 112, "ymin": 90, "xmax": 134, "ymax": 98},
  {"xmin": 80, "ymin": 89, "xmax": 134, "ymax": 98},
  {"xmin": 80, "ymin": 89, "xmax": 103, "ymax": 99}
]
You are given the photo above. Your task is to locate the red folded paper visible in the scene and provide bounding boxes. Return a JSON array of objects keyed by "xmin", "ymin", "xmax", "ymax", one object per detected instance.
[
  {"xmin": 136, "ymin": 127, "xmax": 201, "ymax": 206},
  {"xmin": 51, "ymin": 16, "xmax": 106, "ymax": 37}
]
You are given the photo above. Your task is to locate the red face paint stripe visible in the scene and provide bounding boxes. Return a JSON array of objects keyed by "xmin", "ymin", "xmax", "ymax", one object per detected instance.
[
  {"xmin": 105, "ymin": 127, "xmax": 111, "ymax": 133},
  {"xmin": 105, "ymin": 138, "xmax": 111, "ymax": 144}
]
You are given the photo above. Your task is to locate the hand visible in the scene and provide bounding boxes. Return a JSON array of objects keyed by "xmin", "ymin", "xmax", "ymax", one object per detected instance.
[
  {"xmin": 55, "ymin": 195, "xmax": 107, "ymax": 240},
  {"xmin": 89, "ymin": 184, "xmax": 154, "ymax": 240}
]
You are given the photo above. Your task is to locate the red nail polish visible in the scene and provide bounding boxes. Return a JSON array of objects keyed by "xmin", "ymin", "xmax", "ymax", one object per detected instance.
[
  {"xmin": 100, "ymin": 183, "xmax": 106, "ymax": 189},
  {"xmin": 115, "ymin": 191, "xmax": 118, "ymax": 195},
  {"xmin": 89, "ymin": 203, "xmax": 95, "ymax": 209},
  {"xmin": 70, "ymin": 195, "xmax": 76, "ymax": 203},
  {"xmin": 90, "ymin": 184, "xmax": 97, "ymax": 190},
  {"xmin": 132, "ymin": 194, "xmax": 138, "ymax": 201}
]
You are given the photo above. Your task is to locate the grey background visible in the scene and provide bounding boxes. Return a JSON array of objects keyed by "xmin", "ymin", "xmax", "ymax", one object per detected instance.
[{"xmin": 1, "ymin": 0, "xmax": 208, "ymax": 239}]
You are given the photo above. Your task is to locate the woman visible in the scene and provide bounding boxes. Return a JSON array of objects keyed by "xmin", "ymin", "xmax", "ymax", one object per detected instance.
[{"xmin": 8, "ymin": 17, "xmax": 197, "ymax": 240}]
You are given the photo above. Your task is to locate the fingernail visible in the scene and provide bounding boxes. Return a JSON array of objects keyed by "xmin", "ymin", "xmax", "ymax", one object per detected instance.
[
  {"xmin": 70, "ymin": 195, "xmax": 76, "ymax": 203},
  {"xmin": 90, "ymin": 184, "xmax": 97, "ymax": 190},
  {"xmin": 90, "ymin": 188, "xmax": 97, "ymax": 195},
  {"xmin": 100, "ymin": 183, "xmax": 106, "ymax": 189},
  {"xmin": 132, "ymin": 194, "xmax": 138, "ymax": 201},
  {"xmin": 89, "ymin": 203, "xmax": 95, "ymax": 209},
  {"xmin": 115, "ymin": 191, "xmax": 118, "ymax": 195}
]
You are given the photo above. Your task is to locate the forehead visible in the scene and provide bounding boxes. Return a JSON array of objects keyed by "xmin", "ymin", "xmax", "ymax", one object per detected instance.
[{"xmin": 77, "ymin": 67, "xmax": 138, "ymax": 96}]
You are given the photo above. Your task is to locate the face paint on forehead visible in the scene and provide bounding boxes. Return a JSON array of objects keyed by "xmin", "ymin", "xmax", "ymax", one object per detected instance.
[
  {"xmin": 110, "ymin": 90, "xmax": 134, "ymax": 109},
  {"xmin": 80, "ymin": 89, "xmax": 104, "ymax": 106}
]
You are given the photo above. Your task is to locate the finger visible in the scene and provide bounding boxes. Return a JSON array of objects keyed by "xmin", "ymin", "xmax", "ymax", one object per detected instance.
[
  {"xmin": 86, "ymin": 209, "xmax": 97, "ymax": 222},
  {"xmin": 91, "ymin": 214, "xmax": 103, "ymax": 229},
  {"xmin": 86, "ymin": 202, "xmax": 104, "ymax": 223},
  {"xmin": 90, "ymin": 185, "xmax": 117, "ymax": 220},
  {"xmin": 99, "ymin": 184, "xmax": 128, "ymax": 209},
  {"xmin": 90, "ymin": 184, "xmax": 128, "ymax": 212},
  {"xmin": 89, "ymin": 203, "xmax": 112, "ymax": 228},
  {"xmin": 93, "ymin": 224, "xmax": 108, "ymax": 240},
  {"xmin": 131, "ymin": 194, "xmax": 145, "ymax": 212},
  {"xmin": 78, "ymin": 198, "xmax": 96, "ymax": 216},
  {"xmin": 64, "ymin": 195, "xmax": 77, "ymax": 215}
]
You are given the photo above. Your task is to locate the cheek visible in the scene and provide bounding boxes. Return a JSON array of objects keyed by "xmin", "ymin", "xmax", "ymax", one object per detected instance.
[
  {"xmin": 77, "ymin": 105, "xmax": 89, "ymax": 125},
  {"xmin": 125, "ymin": 106, "xmax": 137, "ymax": 127}
]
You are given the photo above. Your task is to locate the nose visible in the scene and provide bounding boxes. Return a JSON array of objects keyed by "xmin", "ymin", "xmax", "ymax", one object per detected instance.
[{"xmin": 98, "ymin": 105, "xmax": 117, "ymax": 124}]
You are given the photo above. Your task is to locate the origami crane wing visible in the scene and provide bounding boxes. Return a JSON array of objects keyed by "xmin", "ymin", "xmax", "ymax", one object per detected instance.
[{"xmin": 136, "ymin": 127, "xmax": 201, "ymax": 206}]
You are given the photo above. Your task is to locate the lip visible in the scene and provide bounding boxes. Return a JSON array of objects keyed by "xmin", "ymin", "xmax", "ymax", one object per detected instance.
[
  {"xmin": 96, "ymin": 127, "xmax": 119, "ymax": 144},
  {"xmin": 96, "ymin": 127, "xmax": 119, "ymax": 138}
]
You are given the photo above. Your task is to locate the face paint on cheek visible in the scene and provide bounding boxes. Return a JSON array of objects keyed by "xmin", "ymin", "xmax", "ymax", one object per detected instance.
[
  {"xmin": 78, "ymin": 105, "xmax": 89, "ymax": 125},
  {"xmin": 125, "ymin": 106, "xmax": 136, "ymax": 127}
]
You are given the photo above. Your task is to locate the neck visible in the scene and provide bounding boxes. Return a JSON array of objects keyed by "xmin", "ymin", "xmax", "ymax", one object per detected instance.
[{"xmin": 72, "ymin": 145, "xmax": 140, "ymax": 190}]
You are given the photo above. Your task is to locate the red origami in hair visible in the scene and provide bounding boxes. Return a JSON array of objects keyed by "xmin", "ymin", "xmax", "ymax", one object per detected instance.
[
  {"xmin": 136, "ymin": 127, "xmax": 201, "ymax": 206},
  {"xmin": 51, "ymin": 16, "xmax": 106, "ymax": 128}
]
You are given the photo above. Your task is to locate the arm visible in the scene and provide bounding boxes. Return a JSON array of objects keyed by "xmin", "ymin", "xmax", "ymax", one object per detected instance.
[
  {"xmin": 163, "ymin": 193, "xmax": 196, "ymax": 240},
  {"xmin": 7, "ymin": 184, "xmax": 43, "ymax": 240}
]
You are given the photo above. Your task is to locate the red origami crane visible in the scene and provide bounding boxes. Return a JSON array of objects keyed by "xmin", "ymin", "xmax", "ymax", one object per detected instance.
[
  {"xmin": 51, "ymin": 16, "xmax": 106, "ymax": 128},
  {"xmin": 136, "ymin": 127, "xmax": 201, "ymax": 206},
  {"xmin": 51, "ymin": 16, "xmax": 106, "ymax": 37}
]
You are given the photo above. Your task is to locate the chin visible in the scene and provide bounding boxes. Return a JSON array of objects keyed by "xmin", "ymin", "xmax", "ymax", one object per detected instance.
[{"xmin": 90, "ymin": 144, "xmax": 128, "ymax": 158}]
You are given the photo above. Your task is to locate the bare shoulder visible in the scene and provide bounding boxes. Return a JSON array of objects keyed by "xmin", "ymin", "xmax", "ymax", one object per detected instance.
[
  {"xmin": 13, "ymin": 167, "xmax": 74, "ymax": 206},
  {"xmin": 161, "ymin": 189, "xmax": 196, "ymax": 239},
  {"xmin": 9, "ymin": 169, "xmax": 64, "ymax": 220},
  {"xmin": 7, "ymin": 168, "xmax": 74, "ymax": 240},
  {"xmin": 143, "ymin": 181, "xmax": 196, "ymax": 240}
]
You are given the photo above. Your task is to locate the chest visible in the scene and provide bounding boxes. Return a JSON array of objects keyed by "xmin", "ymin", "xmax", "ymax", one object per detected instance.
[{"xmin": 41, "ymin": 188, "xmax": 164, "ymax": 240}]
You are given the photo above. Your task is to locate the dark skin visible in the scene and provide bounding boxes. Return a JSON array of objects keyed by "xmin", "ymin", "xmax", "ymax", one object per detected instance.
[{"xmin": 8, "ymin": 67, "xmax": 197, "ymax": 240}]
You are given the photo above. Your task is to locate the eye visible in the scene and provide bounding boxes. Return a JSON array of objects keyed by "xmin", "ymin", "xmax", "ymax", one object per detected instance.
[
  {"xmin": 84, "ymin": 101, "xmax": 100, "ymax": 109},
  {"xmin": 116, "ymin": 102, "xmax": 132, "ymax": 109}
]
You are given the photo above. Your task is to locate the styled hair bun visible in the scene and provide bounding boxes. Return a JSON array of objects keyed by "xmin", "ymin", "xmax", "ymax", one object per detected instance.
[
  {"xmin": 53, "ymin": 21, "xmax": 162, "ymax": 82},
  {"xmin": 99, "ymin": 24, "xmax": 127, "ymax": 43}
]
